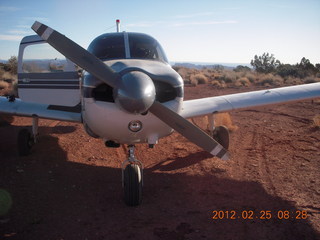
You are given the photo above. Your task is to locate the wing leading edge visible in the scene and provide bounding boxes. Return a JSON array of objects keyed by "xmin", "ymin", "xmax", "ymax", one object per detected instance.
[
  {"xmin": 0, "ymin": 96, "xmax": 82, "ymax": 122},
  {"xmin": 181, "ymin": 82, "xmax": 320, "ymax": 119}
]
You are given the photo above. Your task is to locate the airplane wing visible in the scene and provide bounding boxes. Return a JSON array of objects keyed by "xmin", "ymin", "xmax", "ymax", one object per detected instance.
[
  {"xmin": 0, "ymin": 96, "xmax": 82, "ymax": 122},
  {"xmin": 181, "ymin": 82, "xmax": 320, "ymax": 119}
]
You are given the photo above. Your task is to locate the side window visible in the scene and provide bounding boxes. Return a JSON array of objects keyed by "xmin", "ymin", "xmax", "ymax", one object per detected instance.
[{"xmin": 22, "ymin": 43, "xmax": 75, "ymax": 73}]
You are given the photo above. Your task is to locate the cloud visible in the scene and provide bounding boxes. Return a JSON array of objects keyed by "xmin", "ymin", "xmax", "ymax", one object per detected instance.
[
  {"xmin": 0, "ymin": 35, "xmax": 23, "ymax": 41},
  {"xmin": 173, "ymin": 12, "xmax": 214, "ymax": 19},
  {"xmin": 16, "ymin": 25, "xmax": 31, "ymax": 29},
  {"xmin": 126, "ymin": 22, "xmax": 154, "ymax": 28},
  {"xmin": 8, "ymin": 30, "xmax": 32, "ymax": 35},
  {"xmin": 23, "ymin": 17, "xmax": 50, "ymax": 23},
  {"xmin": 173, "ymin": 20, "xmax": 237, "ymax": 27},
  {"xmin": 125, "ymin": 21, "xmax": 167, "ymax": 28}
]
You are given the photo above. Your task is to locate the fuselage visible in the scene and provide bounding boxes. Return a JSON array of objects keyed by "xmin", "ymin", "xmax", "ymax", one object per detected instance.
[{"xmin": 82, "ymin": 32, "xmax": 184, "ymax": 145}]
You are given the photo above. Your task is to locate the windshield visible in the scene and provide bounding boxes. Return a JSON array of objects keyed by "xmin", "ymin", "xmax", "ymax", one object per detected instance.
[
  {"xmin": 129, "ymin": 33, "xmax": 168, "ymax": 63},
  {"xmin": 88, "ymin": 32, "xmax": 168, "ymax": 63},
  {"xmin": 87, "ymin": 33, "xmax": 125, "ymax": 60}
]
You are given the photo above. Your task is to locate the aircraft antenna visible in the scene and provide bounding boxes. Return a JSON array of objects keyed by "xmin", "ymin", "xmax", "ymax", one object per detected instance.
[{"xmin": 116, "ymin": 19, "xmax": 121, "ymax": 32}]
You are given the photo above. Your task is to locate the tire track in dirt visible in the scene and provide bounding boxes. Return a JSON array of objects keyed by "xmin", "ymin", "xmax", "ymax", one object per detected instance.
[
  {"xmin": 251, "ymin": 110, "xmax": 277, "ymax": 196},
  {"xmin": 232, "ymin": 110, "xmax": 277, "ymax": 195}
]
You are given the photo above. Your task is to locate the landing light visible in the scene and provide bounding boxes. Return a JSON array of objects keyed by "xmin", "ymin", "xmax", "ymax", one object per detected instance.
[{"xmin": 128, "ymin": 120, "xmax": 142, "ymax": 132}]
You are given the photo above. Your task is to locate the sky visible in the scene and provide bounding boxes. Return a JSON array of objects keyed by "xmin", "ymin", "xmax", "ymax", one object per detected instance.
[{"xmin": 0, "ymin": 0, "xmax": 319, "ymax": 65}]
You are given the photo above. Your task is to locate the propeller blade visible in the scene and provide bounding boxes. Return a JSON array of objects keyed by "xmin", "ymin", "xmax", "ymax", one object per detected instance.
[
  {"xmin": 31, "ymin": 21, "xmax": 119, "ymax": 88},
  {"xmin": 149, "ymin": 101, "xmax": 230, "ymax": 160}
]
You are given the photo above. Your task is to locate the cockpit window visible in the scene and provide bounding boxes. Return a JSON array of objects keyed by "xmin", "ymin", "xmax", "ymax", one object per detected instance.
[
  {"xmin": 87, "ymin": 32, "xmax": 168, "ymax": 63},
  {"xmin": 87, "ymin": 33, "xmax": 125, "ymax": 60},
  {"xmin": 129, "ymin": 34, "xmax": 168, "ymax": 62}
]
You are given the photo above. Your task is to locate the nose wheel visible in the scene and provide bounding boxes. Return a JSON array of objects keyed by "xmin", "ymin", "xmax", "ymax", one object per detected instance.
[{"xmin": 122, "ymin": 145, "xmax": 143, "ymax": 206}]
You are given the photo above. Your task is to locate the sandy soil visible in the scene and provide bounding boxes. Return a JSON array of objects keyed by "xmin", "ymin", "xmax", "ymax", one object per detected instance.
[{"xmin": 1, "ymin": 85, "xmax": 320, "ymax": 240}]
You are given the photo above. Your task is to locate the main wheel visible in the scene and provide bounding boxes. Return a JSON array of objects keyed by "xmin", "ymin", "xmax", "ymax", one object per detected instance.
[
  {"xmin": 212, "ymin": 126, "xmax": 230, "ymax": 150},
  {"xmin": 124, "ymin": 164, "xmax": 142, "ymax": 206},
  {"xmin": 17, "ymin": 129, "xmax": 33, "ymax": 156}
]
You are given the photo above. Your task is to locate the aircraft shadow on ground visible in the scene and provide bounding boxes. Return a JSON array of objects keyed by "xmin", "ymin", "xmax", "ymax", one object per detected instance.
[{"xmin": 0, "ymin": 125, "xmax": 319, "ymax": 240}]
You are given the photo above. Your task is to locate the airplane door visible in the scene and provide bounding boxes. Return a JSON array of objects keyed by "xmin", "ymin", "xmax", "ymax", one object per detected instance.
[{"xmin": 17, "ymin": 35, "xmax": 81, "ymax": 107}]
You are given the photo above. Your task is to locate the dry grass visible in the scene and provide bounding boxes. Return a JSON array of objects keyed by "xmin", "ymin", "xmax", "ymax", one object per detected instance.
[
  {"xmin": 303, "ymin": 77, "xmax": 320, "ymax": 84},
  {"xmin": 221, "ymin": 70, "xmax": 237, "ymax": 83},
  {"xmin": 260, "ymin": 74, "xmax": 284, "ymax": 86},
  {"xmin": 190, "ymin": 113, "xmax": 238, "ymax": 133},
  {"xmin": 175, "ymin": 64, "xmax": 320, "ymax": 89},
  {"xmin": 0, "ymin": 69, "xmax": 18, "ymax": 96},
  {"xmin": 213, "ymin": 113, "xmax": 238, "ymax": 132},
  {"xmin": 285, "ymin": 77, "xmax": 302, "ymax": 85},
  {"xmin": 313, "ymin": 115, "xmax": 320, "ymax": 128},
  {"xmin": 190, "ymin": 73, "xmax": 209, "ymax": 84},
  {"xmin": 1, "ymin": 71, "xmax": 16, "ymax": 81},
  {"xmin": 190, "ymin": 78, "xmax": 198, "ymax": 86},
  {"xmin": 211, "ymin": 80, "xmax": 226, "ymax": 88},
  {"xmin": 235, "ymin": 77, "xmax": 251, "ymax": 87},
  {"xmin": 0, "ymin": 80, "xmax": 9, "ymax": 90},
  {"xmin": 245, "ymin": 73, "xmax": 256, "ymax": 83}
]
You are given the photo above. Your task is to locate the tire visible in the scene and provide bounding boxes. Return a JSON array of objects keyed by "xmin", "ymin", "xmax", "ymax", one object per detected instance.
[
  {"xmin": 18, "ymin": 129, "xmax": 33, "ymax": 156},
  {"xmin": 212, "ymin": 126, "xmax": 230, "ymax": 150},
  {"xmin": 124, "ymin": 164, "xmax": 142, "ymax": 206}
]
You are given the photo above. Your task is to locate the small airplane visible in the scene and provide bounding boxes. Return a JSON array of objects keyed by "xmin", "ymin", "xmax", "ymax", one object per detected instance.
[{"xmin": 1, "ymin": 20, "xmax": 320, "ymax": 206}]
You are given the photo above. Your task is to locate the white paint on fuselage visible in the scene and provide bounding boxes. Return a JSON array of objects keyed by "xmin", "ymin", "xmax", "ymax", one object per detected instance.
[{"xmin": 83, "ymin": 97, "xmax": 183, "ymax": 144}]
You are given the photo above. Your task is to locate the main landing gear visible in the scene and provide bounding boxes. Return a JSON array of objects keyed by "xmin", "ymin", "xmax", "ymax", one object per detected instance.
[
  {"xmin": 207, "ymin": 114, "xmax": 230, "ymax": 150},
  {"xmin": 17, "ymin": 117, "xmax": 38, "ymax": 156},
  {"xmin": 121, "ymin": 145, "xmax": 143, "ymax": 206}
]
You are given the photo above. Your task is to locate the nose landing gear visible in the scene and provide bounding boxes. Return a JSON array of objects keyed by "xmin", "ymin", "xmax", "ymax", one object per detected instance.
[{"xmin": 121, "ymin": 145, "xmax": 143, "ymax": 206}]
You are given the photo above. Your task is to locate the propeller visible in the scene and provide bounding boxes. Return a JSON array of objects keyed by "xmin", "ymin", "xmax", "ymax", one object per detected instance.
[{"xmin": 31, "ymin": 21, "xmax": 229, "ymax": 160}]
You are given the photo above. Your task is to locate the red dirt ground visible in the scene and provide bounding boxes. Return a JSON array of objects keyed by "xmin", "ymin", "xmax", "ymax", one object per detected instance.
[{"xmin": 1, "ymin": 85, "xmax": 320, "ymax": 240}]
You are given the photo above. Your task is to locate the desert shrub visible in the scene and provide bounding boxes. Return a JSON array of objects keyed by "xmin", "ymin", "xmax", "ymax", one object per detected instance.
[
  {"xmin": 276, "ymin": 64, "xmax": 298, "ymax": 78},
  {"xmin": 221, "ymin": 70, "xmax": 237, "ymax": 83},
  {"xmin": 190, "ymin": 78, "xmax": 198, "ymax": 86},
  {"xmin": 190, "ymin": 73, "xmax": 208, "ymax": 84},
  {"xmin": 259, "ymin": 74, "xmax": 284, "ymax": 86},
  {"xmin": 7, "ymin": 56, "xmax": 17, "ymax": 74},
  {"xmin": 234, "ymin": 65, "xmax": 251, "ymax": 72},
  {"xmin": 285, "ymin": 77, "xmax": 302, "ymax": 85},
  {"xmin": 251, "ymin": 52, "xmax": 281, "ymax": 73},
  {"xmin": 0, "ymin": 67, "xmax": 4, "ymax": 78},
  {"xmin": 1, "ymin": 71, "xmax": 15, "ymax": 81},
  {"xmin": 235, "ymin": 77, "xmax": 251, "ymax": 87},
  {"xmin": 245, "ymin": 72, "xmax": 256, "ymax": 83},
  {"xmin": 211, "ymin": 80, "xmax": 226, "ymax": 88},
  {"xmin": 0, "ymin": 80, "xmax": 9, "ymax": 90},
  {"xmin": 209, "ymin": 72, "xmax": 216, "ymax": 81},
  {"xmin": 302, "ymin": 77, "xmax": 319, "ymax": 84},
  {"xmin": 175, "ymin": 67, "xmax": 188, "ymax": 80},
  {"xmin": 214, "ymin": 113, "xmax": 238, "ymax": 132},
  {"xmin": 214, "ymin": 72, "xmax": 223, "ymax": 80},
  {"xmin": 10, "ymin": 79, "xmax": 18, "ymax": 97},
  {"xmin": 313, "ymin": 115, "xmax": 320, "ymax": 128}
]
